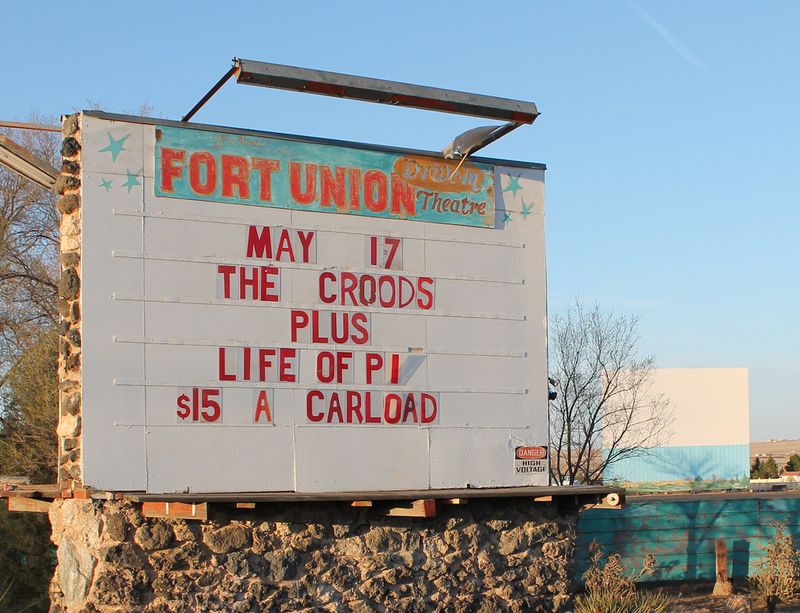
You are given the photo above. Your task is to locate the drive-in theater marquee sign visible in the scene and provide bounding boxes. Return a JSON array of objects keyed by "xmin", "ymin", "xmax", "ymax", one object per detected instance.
[{"xmin": 80, "ymin": 111, "xmax": 547, "ymax": 493}]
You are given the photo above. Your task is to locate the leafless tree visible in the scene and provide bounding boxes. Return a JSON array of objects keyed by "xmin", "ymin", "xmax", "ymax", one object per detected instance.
[
  {"xmin": 0, "ymin": 117, "xmax": 60, "ymax": 362},
  {"xmin": 548, "ymin": 301, "xmax": 672, "ymax": 485},
  {"xmin": 0, "ymin": 116, "xmax": 60, "ymax": 480}
]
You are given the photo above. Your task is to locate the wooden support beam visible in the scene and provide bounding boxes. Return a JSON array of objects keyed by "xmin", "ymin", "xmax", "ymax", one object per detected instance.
[
  {"xmin": 712, "ymin": 538, "xmax": 734, "ymax": 596},
  {"xmin": 8, "ymin": 497, "xmax": 51, "ymax": 514},
  {"xmin": 0, "ymin": 120, "xmax": 61, "ymax": 132},
  {"xmin": 386, "ymin": 499, "xmax": 437, "ymax": 518},
  {"xmin": 0, "ymin": 484, "xmax": 60, "ymax": 500},
  {"xmin": 0, "ymin": 476, "xmax": 30, "ymax": 488},
  {"xmin": 142, "ymin": 501, "xmax": 208, "ymax": 521},
  {"xmin": 120, "ymin": 483, "xmax": 622, "ymax": 503}
]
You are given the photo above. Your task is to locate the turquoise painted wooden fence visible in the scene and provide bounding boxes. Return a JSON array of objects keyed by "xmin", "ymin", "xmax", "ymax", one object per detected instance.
[{"xmin": 576, "ymin": 496, "xmax": 800, "ymax": 582}]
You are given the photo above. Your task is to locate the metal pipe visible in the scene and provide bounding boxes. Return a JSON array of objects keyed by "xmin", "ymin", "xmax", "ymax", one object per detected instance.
[{"xmin": 181, "ymin": 65, "xmax": 239, "ymax": 123}]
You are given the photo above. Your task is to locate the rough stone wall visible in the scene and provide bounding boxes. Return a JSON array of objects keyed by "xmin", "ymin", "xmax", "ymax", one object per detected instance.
[
  {"xmin": 55, "ymin": 114, "xmax": 83, "ymax": 487},
  {"xmin": 48, "ymin": 498, "xmax": 576, "ymax": 612},
  {"xmin": 47, "ymin": 115, "xmax": 577, "ymax": 612}
]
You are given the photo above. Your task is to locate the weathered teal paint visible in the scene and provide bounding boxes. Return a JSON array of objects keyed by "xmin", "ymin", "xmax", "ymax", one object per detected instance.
[
  {"xmin": 604, "ymin": 444, "xmax": 750, "ymax": 492},
  {"xmin": 577, "ymin": 496, "xmax": 800, "ymax": 582},
  {"xmin": 154, "ymin": 125, "xmax": 497, "ymax": 228}
]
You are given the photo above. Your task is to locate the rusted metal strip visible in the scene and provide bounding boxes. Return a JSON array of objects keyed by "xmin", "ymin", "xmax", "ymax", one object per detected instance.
[{"xmin": 235, "ymin": 58, "xmax": 539, "ymax": 124}]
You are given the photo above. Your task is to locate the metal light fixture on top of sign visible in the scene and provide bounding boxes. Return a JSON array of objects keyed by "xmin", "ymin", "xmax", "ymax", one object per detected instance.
[{"xmin": 180, "ymin": 57, "xmax": 539, "ymax": 163}]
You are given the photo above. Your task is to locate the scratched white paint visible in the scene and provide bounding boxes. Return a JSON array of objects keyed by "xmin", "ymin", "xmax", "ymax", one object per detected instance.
[{"xmin": 80, "ymin": 113, "xmax": 548, "ymax": 494}]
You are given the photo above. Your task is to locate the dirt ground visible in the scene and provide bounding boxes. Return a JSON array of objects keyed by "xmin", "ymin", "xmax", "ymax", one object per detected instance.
[
  {"xmin": 641, "ymin": 582, "xmax": 800, "ymax": 612},
  {"xmin": 751, "ymin": 439, "xmax": 800, "ymax": 467}
]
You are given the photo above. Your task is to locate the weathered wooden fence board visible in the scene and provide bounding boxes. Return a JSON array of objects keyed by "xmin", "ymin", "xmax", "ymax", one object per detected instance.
[
  {"xmin": 580, "ymin": 510, "xmax": 800, "ymax": 531},
  {"xmin": 577, "ymin": 496, "xmax": 800, "ymax": 582}
]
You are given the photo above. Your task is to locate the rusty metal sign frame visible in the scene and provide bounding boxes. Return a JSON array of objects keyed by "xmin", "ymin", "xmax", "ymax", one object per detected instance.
[
  {"xmin": 180, "ymin": 58, "xmax": 539, "ymax": 155},
  {"xmin": 233, "ymin": 58, "xmax": 538, "ymax": 124}
]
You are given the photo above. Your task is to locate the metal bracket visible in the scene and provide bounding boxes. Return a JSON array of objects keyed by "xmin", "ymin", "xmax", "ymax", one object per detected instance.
[{"xmin": 181, "ymin": 64, "xmax": 240, "ymax": 122}]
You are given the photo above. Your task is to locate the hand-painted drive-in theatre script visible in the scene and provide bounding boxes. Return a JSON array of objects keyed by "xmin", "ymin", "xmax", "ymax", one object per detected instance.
[{"xmin": 80, "ymin": 113, "xmax": 548, "ymax": 493}]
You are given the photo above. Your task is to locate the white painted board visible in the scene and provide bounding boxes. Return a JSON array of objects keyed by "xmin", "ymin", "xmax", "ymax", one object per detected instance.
[{"xmin": 79, "ymin": 112, "xmax": 548, "ymax": 493}]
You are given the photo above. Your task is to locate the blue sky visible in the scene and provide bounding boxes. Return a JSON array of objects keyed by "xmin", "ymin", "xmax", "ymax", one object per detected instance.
[{"xmin": 3, "ymin": 1, "xmax": 797, "ymax": 440}]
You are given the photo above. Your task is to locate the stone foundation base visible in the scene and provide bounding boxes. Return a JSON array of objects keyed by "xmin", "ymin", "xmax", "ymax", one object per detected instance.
[{"xmin": 49, "ymin": 498, "xmax": 576, "ymax": 612}]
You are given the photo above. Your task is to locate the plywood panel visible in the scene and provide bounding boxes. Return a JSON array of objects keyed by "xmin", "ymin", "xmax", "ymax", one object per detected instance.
[
  {"xmin": 429, "ymin": 428, "xmax": 547, "ymax": 489},
  {"xmin": 294, "ymin": 427, "xmax": 430, "ymax": 492},
  {"xmin": 146, "ymin": 427, "xmax": 294, "ymax": 493},
  {"xmin": 80, "ymin": 113, "xmax": 548, "ymax": 494}
]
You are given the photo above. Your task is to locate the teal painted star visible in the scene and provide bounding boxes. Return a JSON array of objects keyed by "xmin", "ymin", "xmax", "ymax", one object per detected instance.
[
  {"xmin": 99, "ymin": 178, "xmax": 113, "ymax": 192},
  {"xmin": 121, "ymin": 168, "xmax": 141, "ymax": 193},
  {"xmin": 502, "ymin": 173, "xmax": 522, "ymax": 197},
  {"xmin": 98, "ymin": 133, "xmax": 129, "ymax": 162},
  {"xmin": 503, "ymin": 211, "xmax": 513, "ymax": 224},
  {"xmin": 520, "ymin": 201, "xmax": 533, "ymax": 220}
]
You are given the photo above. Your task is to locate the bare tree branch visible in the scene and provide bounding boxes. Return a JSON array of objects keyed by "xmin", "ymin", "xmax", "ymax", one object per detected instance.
[
  {"xmin": 549, "ymin": 300, "xmax": 673, "ymax": 484},
  {"xmin": 0, "ymin": 116, "xmax": 60, "ymax": 482}
]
